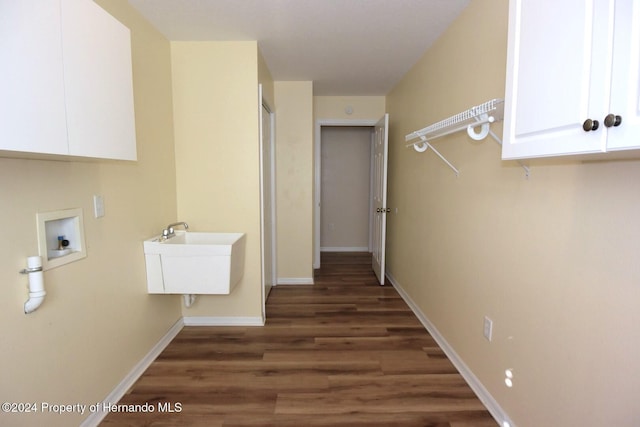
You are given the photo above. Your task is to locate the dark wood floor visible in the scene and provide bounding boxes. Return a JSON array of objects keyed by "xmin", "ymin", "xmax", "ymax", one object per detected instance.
[{"xmin": 101, "ymin": 252, "xmax": 495, "ymax": 426}]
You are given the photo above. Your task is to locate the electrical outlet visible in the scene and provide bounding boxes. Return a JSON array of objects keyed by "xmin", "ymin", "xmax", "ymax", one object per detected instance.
[{"xmin": 483, "ymin": 316, "xmax": 493, "ymax": 342}]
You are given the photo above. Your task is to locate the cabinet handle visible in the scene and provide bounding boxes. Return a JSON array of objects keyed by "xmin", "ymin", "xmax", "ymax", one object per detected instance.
[
  {"xmin": 582, "ymin": 119, "xmax": 599, "ymax": 132},
  {"xmin": 604, "ymin": 114, "xmax": 622, "ymax": 128}
]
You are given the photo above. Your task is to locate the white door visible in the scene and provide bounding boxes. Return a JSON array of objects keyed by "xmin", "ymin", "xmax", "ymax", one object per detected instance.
[
  {"xmin": 372, "ymin": 114, "xmax": 389, "ymax": 285},
  {"xmin": 259, "ymin": 88, "xmax": 276, "ymax": 318}
]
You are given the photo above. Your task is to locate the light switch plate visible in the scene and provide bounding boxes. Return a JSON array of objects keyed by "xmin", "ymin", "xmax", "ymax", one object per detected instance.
[
  {"xmin": 483, "ymin": 316, "xmax": 493, "ymax": 342},
  {"xmin": 93, "ymin": 195, "xmax": 105, "ymax": 218}
]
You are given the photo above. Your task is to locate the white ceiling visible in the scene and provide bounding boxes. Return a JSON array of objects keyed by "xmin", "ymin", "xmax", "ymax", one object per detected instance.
[{"xmin": 127, "ymin": 0, "xmax": 470, "ymax": 95}]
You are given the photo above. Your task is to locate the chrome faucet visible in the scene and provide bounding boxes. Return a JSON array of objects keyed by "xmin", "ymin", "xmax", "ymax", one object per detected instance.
[{"xmin": 162, "ymin": 221, "xmax": 189, "ymax": 239}]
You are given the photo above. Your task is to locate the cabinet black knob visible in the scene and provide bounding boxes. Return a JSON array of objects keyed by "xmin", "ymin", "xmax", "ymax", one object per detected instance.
[
  {"xmin": 604, "ymin": 114, "xmax": 622, "ymax": 128},
  {"xmin": 583, "ymin": 119, "xmax": 599, "ymax": 132}
]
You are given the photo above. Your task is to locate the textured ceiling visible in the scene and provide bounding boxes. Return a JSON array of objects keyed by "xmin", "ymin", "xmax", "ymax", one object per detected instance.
[{"xmin": 127, "ymin": 0, "xmax": 470, "ymax": 95}]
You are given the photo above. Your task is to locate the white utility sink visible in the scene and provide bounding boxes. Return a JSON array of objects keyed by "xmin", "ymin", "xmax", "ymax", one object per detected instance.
[{"xmin": 143, "ymin": 231, "xmax": 246, "ymax": 295}]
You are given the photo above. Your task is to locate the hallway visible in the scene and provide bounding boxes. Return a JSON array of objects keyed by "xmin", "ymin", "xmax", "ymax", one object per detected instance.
[{"xmin": 101, "ymin": 252, "xmax": 495, "ymax": 426}]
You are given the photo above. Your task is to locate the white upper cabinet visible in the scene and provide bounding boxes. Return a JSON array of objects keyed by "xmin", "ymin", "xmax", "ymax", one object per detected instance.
[
  {"xmin": 0, "ymin": 0, "xmax": 69, "ymax": 155},
  {"xmin": 606, "ymin": 0, "xmax": 640, "ymax": 151},
  {"xmin": 61, "ymin": 0, "xmax": 136, "ymax": 160},
  {"xmin": 502, "ymin": 0, "xmax": 640, "ymax": 159},
  {"xmin": 0, "ymin": 0, "xmax": 136, "ymax": 161}
]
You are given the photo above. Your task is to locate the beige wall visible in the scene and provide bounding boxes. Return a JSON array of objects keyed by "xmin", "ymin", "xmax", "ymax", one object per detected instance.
[
  {"xmin": 171, "ymin": 41, "xmax": 263, "ymax": 318},
  {"xmin": 320, "ymin": 127, "xmax": 371, "ymax": 250},
  {"xmin": 275, "ymin": 81, "xmax": 314, "ymax": 281},
  {"xmin": 258, "ymin": 50, "xmax": 274, "ymax": 109},
  {"xmin": 314, "ymin": 96, "xmax": 385, "ymax": 120},
  {"xmin": 0, "ymin": 2, "xmax": 181, "ymax": 426},
  {"xmin": 386, "ymin": 1, "xmax": 640, "ymax": 426}
]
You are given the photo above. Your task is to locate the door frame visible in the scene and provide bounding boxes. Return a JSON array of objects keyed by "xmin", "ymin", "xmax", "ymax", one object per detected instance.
[
  {"xmin": 314, "ymin": 118, "xmax": 378, "ymax": 269},
  {"xmin": 259, "ymin": 85, "xmax": 277, "ymax": 321}
]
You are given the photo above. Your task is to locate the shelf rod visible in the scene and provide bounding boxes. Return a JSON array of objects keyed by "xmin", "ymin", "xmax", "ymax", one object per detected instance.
[
  {"xmin": 404, "ymin": 98, "xmax": 529, "ymax": 179},
  {"xmin": 406, "ymin": 115, "xmax": 496, "ymax": 147},
  {"xmin": 405, "ymin": 99, "xmax": 503, "ymax": 144}
]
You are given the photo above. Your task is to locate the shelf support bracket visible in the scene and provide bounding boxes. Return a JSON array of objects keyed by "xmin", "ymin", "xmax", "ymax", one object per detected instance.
[{"xmin": 412, "ymin": 136, "xmax": 459, "ymax": 177}]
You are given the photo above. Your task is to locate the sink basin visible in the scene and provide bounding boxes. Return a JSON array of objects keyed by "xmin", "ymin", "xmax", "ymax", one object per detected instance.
[{"xmin": 143, "ymin": 231, "xmax": 246, "ymax": 295}]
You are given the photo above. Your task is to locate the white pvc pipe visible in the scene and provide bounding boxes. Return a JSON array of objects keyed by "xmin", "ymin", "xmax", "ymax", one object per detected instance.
[{"xmin": 24, "ymin": 256, "xmax": 46, "ymax": 314}]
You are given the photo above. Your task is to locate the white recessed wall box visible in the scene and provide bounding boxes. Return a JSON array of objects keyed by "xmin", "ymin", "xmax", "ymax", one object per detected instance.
[{"xmin": 36, "ymin": 208, "xmax": 86, "ymax": 270}]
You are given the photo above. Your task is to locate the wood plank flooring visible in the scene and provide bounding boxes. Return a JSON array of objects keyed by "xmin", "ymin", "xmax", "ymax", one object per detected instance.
[{"xmin": 101, "ymin": 252, "xmax": 496, "ymax": 426}]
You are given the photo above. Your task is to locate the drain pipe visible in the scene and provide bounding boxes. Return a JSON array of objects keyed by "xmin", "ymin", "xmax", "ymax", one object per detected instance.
[
  {"xmin": 21, "ymin": 256, "xmax": 46, "ymax": 314},
  {"xmin": 182, "ymin": 294, "xmax": 196, "ymax": 308}
]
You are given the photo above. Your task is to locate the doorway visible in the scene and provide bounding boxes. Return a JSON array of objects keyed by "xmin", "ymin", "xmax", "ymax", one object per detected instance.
[
  {"xmin": 320, "ymin": 126, "xmax": 373, "ymax": 253},
  {"xmin": 314, "ymin": 118, "xmax": 379, "ymax": 270}
]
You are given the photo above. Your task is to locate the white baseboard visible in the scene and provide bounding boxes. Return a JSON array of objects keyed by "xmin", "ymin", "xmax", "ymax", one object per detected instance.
[
  {"xmin": 277, "ymin": 277, "xmax": 314, "ymax": 285},
  {"xmin": 80, "ymin": 318, "xmax": 184, "ymax": 427},
  {"xmin": 320, "ymin": 246, "xmax": 369, "ymax": 252},
  {"xmin": 386, "ymin": 271, "xmax": 515, "ymax": 427},
  {"xmin": 183, "ymin": 316, "xmax": 264, "ymax": 326}
]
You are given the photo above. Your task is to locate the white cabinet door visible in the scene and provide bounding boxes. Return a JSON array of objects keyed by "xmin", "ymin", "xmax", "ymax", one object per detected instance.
[
  {"xmin": 606, "ymin": 0, "xmax": 640, "ymax": 151},
  {"xmin": 502, "ymin": 0, "xmax": 614, "ymax": 159},
  {"xmin": 0, "ymin": 0, "xmax": 68, "ymax": 155},
  {"xmin": 61, "ymin": 0, "xmax": 137, "ymax": 160}
]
